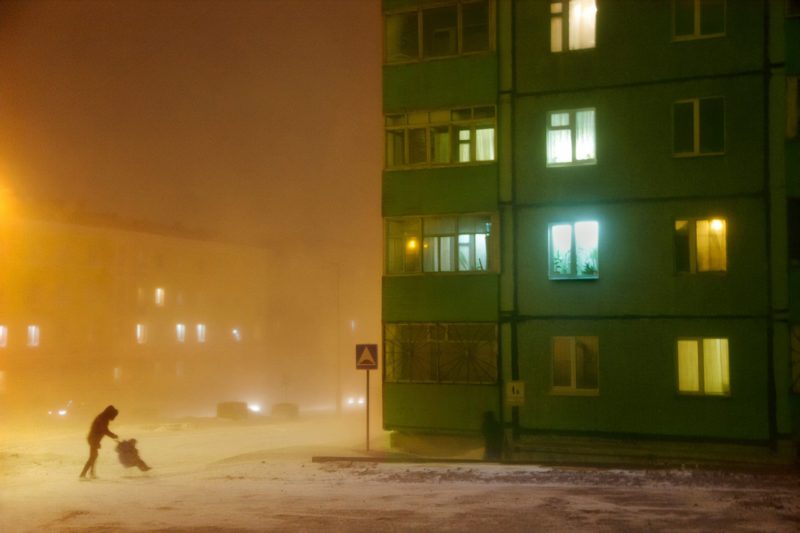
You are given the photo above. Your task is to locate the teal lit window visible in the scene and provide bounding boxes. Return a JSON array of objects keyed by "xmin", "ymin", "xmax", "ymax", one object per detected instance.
[
  {"xmin": 673, "ymin": 0, "xmax": 725, "ymax": 40},
  {"xmin": 548, "ymin": 221, "xmax": 599, "ymax": 279},
  {"xmin": 677, "ymin": 338, "xmax": 730, "ymax": 395}
]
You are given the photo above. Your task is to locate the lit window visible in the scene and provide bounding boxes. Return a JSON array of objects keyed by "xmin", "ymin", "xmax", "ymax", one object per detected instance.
[
  {"xmin": 176, "ymin": 323, "xmax": 186, "ymax": 343},
  {"xmin": 0, "ymin": 371, "xmax": 6, "ymax": 393},
  {"xmin": 113, "ymin": 367, "xmax": 122, "ymax": 383},
  {"xmin": 155, "ymin": 287, "xmax": 165, "ymax": 307},
  {"xmin": 232, "ymin": 328, "xmax": 242, "ymax": 342},
  {"xmin": 549, "ymin": 221, "xmax": 599, "ymax": 279},
  {"xmin": 675, "ymin": 218, "xmax": 727, "ymax": 273},
  {"xmin": 384, "ymin": 323, "xmax": 498, "ymax": 384},
  {"xmin": 673, "ymin": 0, "xmax": 725, "ymax": 40},
  {"xmin": 550, "ymin": 0, "xmax": 597, "ymax": 52},
  {"xmin": 677, "ymin": 338, "xmax": 730, "ymax": 395},
  {"xmin": 386, "ymin": 218, "xmax": 422, "ymax": 274},
  {"xmin": 673, "ymin": 97, "xmax": 724, "ymax": 156},
  {"xmin": 788, "ymin": 77, "xmax": 799, "ymax": 139},
  {"xmin": 27, "ymin": 325, "xmax": 39, "ymax": 347},
  {"xmin": 385, "ymin": 1, "xmax": 490, "ymax": 63},
  {"xmin": 0, "ymin": 325, "xmax": 7, "ymax": 348},
  {"xmin": 196, "ymin": 323, "xmax": 206, "ymax": 343},
  {"xmin": 385, "ymin": 106, "xmax": 495, "ymax": 168},
  {"xmin": 136, "ymin": 324, "xmax": 147, "ymax": 344},
  {"xmin": 546, "ymin": 109, "xmax": 596, "ymax": 166},
  {"xmin": 552, "ymin": 336, "xmax": 599, "ymax": 393}
]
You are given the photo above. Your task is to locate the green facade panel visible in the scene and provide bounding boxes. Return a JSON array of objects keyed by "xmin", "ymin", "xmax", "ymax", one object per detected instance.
[
  {"xmin": 515, "ymin": 0, "xmax": 764, "ymax": 94},
  {"xmin": 382, "ymin": 274, "xmax": 499, "ymax": 322},
  {"xmin": 517, "ymin": 319, "xmax": 771, "ymax": 440},
  {"xmin": 383, "ymin": 54, "xmax": 498, "ymax": 112},
  {"xmin": 382, "ymin": 164, "xmax": 498, "ymax": 216},
  {"xmin": 515, "ymin": 76, "xmax": 765, "ymax": 204},
  {"xmin": 383, "ymin": 382, "xmax": 499, "ymax": 432},
  {"xmin": 516, "ymin": 198, "xmax": 769, "ymax": 318}
]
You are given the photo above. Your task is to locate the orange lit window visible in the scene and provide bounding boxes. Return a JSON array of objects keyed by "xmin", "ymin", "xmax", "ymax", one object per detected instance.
[
  {"xmin": 27, "ymin": 325, "xmax": 39, "ymax": 347},
  {"xmin": 155, "ymin": 287, "xmax": 165, "ymax": 307},
  {"xmin": 176, "ymin": 323, "xmax": 186, "ymax": 343},
  {"xmin": 0, "ymin": 325, "xmax": 7, "ymax": 348}
]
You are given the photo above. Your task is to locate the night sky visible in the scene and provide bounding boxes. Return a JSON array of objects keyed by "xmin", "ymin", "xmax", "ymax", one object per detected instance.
[{"xmin": 0, "ymin": 0, "xmax": 382, "ymax": 258}]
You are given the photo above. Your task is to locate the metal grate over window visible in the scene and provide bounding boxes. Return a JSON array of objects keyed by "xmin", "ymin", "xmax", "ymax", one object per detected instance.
[{"xmin": 384, "ymin": 323, "xmax": 498, "ymax": 384}]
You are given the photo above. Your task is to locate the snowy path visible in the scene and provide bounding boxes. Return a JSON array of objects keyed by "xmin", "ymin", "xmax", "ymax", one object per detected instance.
[{"xmin": 2, "ymin": 416, "xmax": 799, "ymax": 532}]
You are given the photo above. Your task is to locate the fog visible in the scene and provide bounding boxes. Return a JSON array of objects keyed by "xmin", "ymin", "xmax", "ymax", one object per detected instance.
[{"xmin": 0, "ymin": 0, "xmax": 382, "ymax": 429}]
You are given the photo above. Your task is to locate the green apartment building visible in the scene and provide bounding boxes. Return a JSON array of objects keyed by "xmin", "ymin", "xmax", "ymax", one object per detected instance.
[{"xmin": 381, "ymin": 0, "xmax": 800, "ymax": 460}]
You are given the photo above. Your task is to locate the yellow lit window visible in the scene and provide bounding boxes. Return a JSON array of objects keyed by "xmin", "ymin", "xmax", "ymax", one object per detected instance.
[
  {"xmin": 176, "ymin": 323, "xmax": 186, "ymax": 343},
  {"xmin": 677, "ymin": 338, "xmax": 730, "ymax": 395},
  {"xmin": 196, "ymin": 324, "xmax": 206, "ymax": 343},
  {"xmin": 550, "ymin": 0, "xmax": 597, "ymax": 53},
  {"xmin": 675, "ymin": 218, "xmax": 727, "ymax": 273},
  {"xmin": 0, "ymin": 325, "xmax": 7, "ymax": 348},
  {"xmin": 232, "ymin": 328, "xmax": 242, "ymax": 342},
  {"xmin": 136, "ymin": 324, "xmax": 147, "ymax": 344},
  {"xmin": 27, "ymin": 325, "xmax": 39, "ymax": 347},
  {"xmin": 155, "ymin": 287, "xmax": 165, "ymax": 307},
  {"xmin": 113, "ymin": 367, "xmax": 122, "ymax": 383}
]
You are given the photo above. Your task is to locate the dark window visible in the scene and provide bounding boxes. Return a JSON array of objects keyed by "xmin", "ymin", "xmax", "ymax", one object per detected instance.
[
  {"xmin": 699, "ymin": 97, "xmax": 724, "ymax": 153},
  {"xmin": 673, "ymin": 97, "xmax": 724, "ymax": 155},
  {"xmin": 674, "ymin": 0, "xmax": 725, "ymax": 39},
  {"xmin": 673, "ymin": 102, "xmax": 695, "ymax": 154},
  {"xmin": 423, "ymin": 6, "xmax": 458, "ymax": 57},
  {"xmin": 385, "ymin": 12, "xmax": 418, "ymax": 63},
  {"xmin": 789, "ymin": 199, "xmax": 800, "ymax": 264},
  {"xmin": 462, "ymin": 1, "xmax": 490, "ymax": 53}
]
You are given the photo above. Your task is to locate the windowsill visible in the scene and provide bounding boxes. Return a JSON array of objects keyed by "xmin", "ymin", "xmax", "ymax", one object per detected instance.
[
  {"xmin": 672, "ymin": 151, "xmax": 725, "ymax": 158},
  {"xmin": 550, "ymin": 388, "xmax": 599, "ymax": 397},
  {"xmin": 671, "ymin": 33, "xmax": 726, "ymax": 42},
  {"xmin": 385, "ymin": 271, "xmax": 499, "ymax": 277},
  {"xmin": 550, "ymin": 47, "xmax": 597, "ymax": 54},
  {"xmin": 549, "ymin": 275, "xmax": 599, "ymax": 281},
  {"xmin": 384, "ymin": 49, "xmax": 495, "ymax": 66},
  {"xmin": 675, "ymin": 270, "xmax": 728, "ymax": 276},
  {"xmin": 676, "ymin": 392, "xmax": 731, "ymax": 399},
  {"xmin": 546, "ymin": 160, "xmax": 597, "ymax": 168},
  {"xmin": 385, "ymin": 160, "xmax": 497, "ymax": 171}
]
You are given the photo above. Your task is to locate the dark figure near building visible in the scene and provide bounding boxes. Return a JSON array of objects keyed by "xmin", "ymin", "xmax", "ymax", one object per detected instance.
[
  {"xmin": 115, "ymin": 439, "xmax": 151, "ymax": 472},
  {"xmin": 79, "ymin": 405, "xmax": 119, "ymax": 479},
  {"xmin": 481, "ymin": 411, "xmax": 503, "ymax": 461}
]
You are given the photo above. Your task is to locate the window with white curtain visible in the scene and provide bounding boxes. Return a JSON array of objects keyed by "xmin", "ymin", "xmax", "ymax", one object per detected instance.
[
  {"xmin": 546, "ymin": 109, "xmax": 596, "ymax": 166},
  {"xmin": 550, "ymin": 0, "xmax": 597, "ymax": 52},
  {"xmin": 673, "ymin": 0, "xmax": 725, "ymax": 40},
  {"xmin": 136, "ymin": 323, "xmax": 147, "ymax": 344},
  {"xmin": 674, "ymin": 218, "xmax": 727, "ymax": 273},
  {"xmin": 677, "ymin": 338, "xmax": 730, "ymax": 395},
  {"xmin": 385, "ymin": 106, "xmax": 496, "ymax": 168},
  {"xmin": 27, "ymin": 325, "xmax": 40, "ymax": 347},
  {"xmin": 549, "ymin": 221, "xmax": 599, "ymax": 279},
  {"xmin": 552, "ymin": 336, "xmax": 599, "ymax": 393},
  {"xmin": 176, "ymin": 323, "xmax": 186, "ymax": 343},
  {"xmin": 0, "ymin": 325, "xmax": 7, "ymax": 348}
]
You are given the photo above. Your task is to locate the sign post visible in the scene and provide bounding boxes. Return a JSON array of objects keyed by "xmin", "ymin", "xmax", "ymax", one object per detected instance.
[{"xmin": 355, "ymin": 344, "xmax": 378, "ymax": 452}]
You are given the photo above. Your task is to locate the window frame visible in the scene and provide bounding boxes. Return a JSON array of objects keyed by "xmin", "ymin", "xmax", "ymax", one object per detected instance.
[
  {"xmin": 546, "ymin": 108, "xmax": 597, "ymax": 167},
  {"xmin": 385, "ymin": 214, "xmax": 498, "ymax": 275},
  {"xmin": 672, "ymin": 0, "xmax": 726, "ymax": 41},
  {"xmin": 383, "ymin": 0, "xmax": 495, "ymax": 64},
  {"xmin": 547, "ymin": 220, "xmax": 600, "ymax": 280},
  {"xmin": 385, "ymin": 106, "xmax": 497, "ymax": 170},
  {"xmin": 672, "ymin": 97, "xmax": 726, "ymax": 157},
  {"xmin": 675, "ymin": 337, "xmax": 731, "ymax": 397},
  {"xmin": 674, "ymin": 217, "xmax": 728, "ymax": 274},
  {"xmin": 550, "ymin": 335, "xmax": 600, "ymax": 395}
]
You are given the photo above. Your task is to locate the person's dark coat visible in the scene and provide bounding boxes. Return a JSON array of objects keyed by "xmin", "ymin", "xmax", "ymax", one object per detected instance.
[
  {"xmin": 481, "ymin": 411, "xmax": 503, "ymax": 461},
  {"xmin": 87, "ymin": 405, "xmax": 119, "ymax": 448}
]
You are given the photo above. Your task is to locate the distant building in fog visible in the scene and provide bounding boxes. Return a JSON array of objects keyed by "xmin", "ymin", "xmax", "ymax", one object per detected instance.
[{"xmin": 381, "ymin": 0, "xmax": 800, "ymax": 461}]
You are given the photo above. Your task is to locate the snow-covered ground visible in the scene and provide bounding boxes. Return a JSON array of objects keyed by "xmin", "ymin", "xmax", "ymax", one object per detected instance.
[{"xmin": 2, "ymin": 414, "xmax": 799, "ymax": 532}]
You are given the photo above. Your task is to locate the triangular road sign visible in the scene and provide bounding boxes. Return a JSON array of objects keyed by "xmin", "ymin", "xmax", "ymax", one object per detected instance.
[{"xmin": 355, "ymin": 344, "xmax": 378, "ymax": 370}]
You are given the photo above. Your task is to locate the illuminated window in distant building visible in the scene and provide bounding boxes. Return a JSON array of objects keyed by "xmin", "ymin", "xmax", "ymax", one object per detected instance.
[
  {"xmin": 155, "ymin": 287, "xmax": 165, "ymax": 307},
  {"xmin": 176, "ymin": 323, "xmax": 186, "ymax": 343},
  {"xmin": 196, "ymin": 324, "xmax": 206, "ymax": 343},
  {"xmin": 788, "ymin": 77, "xmax": 799, "ymax": 139},
  {"xmin": 677, "ymin": 338, "xmax": 730, "ymax": 395},
  {"xmin": 384, "ymin": 323, "xmax": 497, "ymax": 384},
  {"xmin": 552, "ymin": 336, "xmax": 599, "ymax": 393},
  {"xmin": 550, "ymin": 0, "xmax": 597, "ymax": 53},
  {"xmin": 27, "ymin": 325, "xmax": 39, "ymax": 347},
  {"xmin": 546, "ymin": 109, "xmax": 596, "ymax": 166},
  {"xmin": 673, "ymin": 0, "xmax": 725, "ymax": 40},
  {"xmin": 549, "ymin": 221, "xmax": 599, "ymax": 279},
  {"xmin": 136, "ymin": 324, "xmax": 147, "ymax": 344},
  {"xmin": 673, "ymin": 97, "xmax": 725, "ymax": 156},
  {"xmin": 385, "ymin": 106, "xmax": 495, "ymax": 168},
  {"xmin": 675, "ymin": 218, "xmax": 727, "ymax": 273},
  {"xmin": 0, "ymin": 325, "xmax": 7, "ymax": 348},
  {"xmin": 113, "ymin": 367, "xmax": 122, "ymax": 383},
  {"xmin": 385, "ymin": 0, "xmax": 491, "ymax": 63},
  {"xmin": 0, "ymin": 370, "xmax": 6, "ymax": 392},
  {"xmin": 232, "ymin": 328, "xmax": 242, "ymax": 342}
]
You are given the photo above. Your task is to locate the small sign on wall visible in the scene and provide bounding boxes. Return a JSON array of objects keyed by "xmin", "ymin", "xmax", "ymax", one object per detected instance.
[{"xmin": 506, "ymin": 380, "xmax": 525, "ymax": 406}]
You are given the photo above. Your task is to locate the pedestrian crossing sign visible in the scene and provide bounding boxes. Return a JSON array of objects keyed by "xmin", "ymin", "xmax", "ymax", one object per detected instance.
[{"xmin": 355, "ymin": 344, "xmax": 378, "ymax": 370}]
